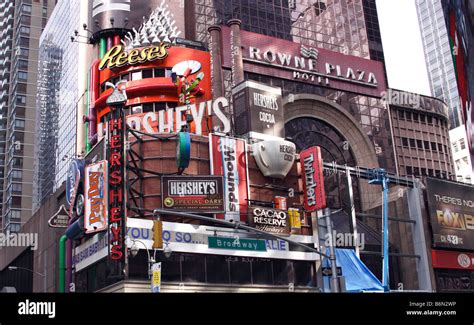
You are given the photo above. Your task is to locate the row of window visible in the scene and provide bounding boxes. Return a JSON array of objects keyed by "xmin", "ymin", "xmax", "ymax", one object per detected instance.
[
  {"xmin": 400, "ymin": 137, "xmax": 447, "ymax": 154},
  {"xmin": 397, "ymin": 109, "xmax": 447, "ymax": 127},
  {"xmin": 405, "ymin": 166, "xmax": 449, "ymax": 178},
  {"xmin": 76, "ymin": 251, "xmax": 315, "ymax": 292},
  {"xmin": 101, "ymin": 68, "xmax": 173, "ymax": 93},
  {"xmin": 452, "ymin": 138, "xmax": 467, "ymax": 152}
]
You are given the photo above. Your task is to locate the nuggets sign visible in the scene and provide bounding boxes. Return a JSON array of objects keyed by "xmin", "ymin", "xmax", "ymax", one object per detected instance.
[{"xmin": 98, "ymin": 43, "xmax": 170, "ymax": 70}]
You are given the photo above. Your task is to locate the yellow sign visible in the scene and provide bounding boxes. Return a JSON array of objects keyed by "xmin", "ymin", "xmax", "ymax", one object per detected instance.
[
  {"xmin": 151, "ymin": 262, "xmax": 161, "ymax": 293},
  {"xmin": 98, "ymin": 43, "xmax": 171, "ymax": 71},
  {"xmin": 288, "ymin": 208, "xmax": 301, "ymax": 229}
]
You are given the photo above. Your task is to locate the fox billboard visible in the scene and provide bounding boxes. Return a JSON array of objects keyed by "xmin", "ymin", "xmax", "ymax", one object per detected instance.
[{"xmin": 426, "ymin": 178, "xmax": 474, "ymax": 250}]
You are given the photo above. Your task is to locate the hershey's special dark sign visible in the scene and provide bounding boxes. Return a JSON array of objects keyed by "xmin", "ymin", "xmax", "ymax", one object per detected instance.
[{"xmin": 162, "ymin": 175, "xmax": 225, "ymax": 213}]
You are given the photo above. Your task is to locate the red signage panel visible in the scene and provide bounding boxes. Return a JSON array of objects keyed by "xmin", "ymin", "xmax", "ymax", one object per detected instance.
[
  {"xmin": 300, "ymin": 146, "xmax": 326, "ymax": 211},
  {"xmin": 209, "ymin": 134, "xmax": 249, "ymax": 222},
  {"xmin": 432, "ymin": 249, "xmax": 474, "ymax": 270}
]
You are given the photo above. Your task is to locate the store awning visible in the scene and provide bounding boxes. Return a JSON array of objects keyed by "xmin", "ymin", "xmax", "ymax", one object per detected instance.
[{"xmin": 324, "ymin": 248, "xmax": 383, "ymax": 292}]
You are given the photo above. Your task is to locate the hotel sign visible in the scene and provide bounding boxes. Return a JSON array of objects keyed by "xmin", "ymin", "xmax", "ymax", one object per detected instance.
[
  {"xmin": 161, "ymin": 175, "xmax": 225, "ymax": 213},
  {"xmin": 221, "ymin": 27, "xmax": 387, "ymax": 97}
]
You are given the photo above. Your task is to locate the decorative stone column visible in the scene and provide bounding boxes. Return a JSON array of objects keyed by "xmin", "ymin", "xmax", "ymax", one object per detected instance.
[
  {"xmin": 208, "ymin": 25, "xmax": 225, "ymax": 99},
  {"xmin": 227, "ymin": 19, "xmax": 244, "ymax": 87}
]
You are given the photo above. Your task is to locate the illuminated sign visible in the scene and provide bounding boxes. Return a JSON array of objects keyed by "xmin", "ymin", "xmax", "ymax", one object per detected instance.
[
  {"xmin": 209, "ymin": 134, "xmax": 249, "ymax": 222},
  {"xmin": 300, "ymin": 146, "xmax": 326, "ymax": 211},
  {"xmin": 426, "ymin": 178, "xmax": 474, "ymax": 250},
  {"xmin": 84, "ymin": 161, "xmax": 108, "ymax": 234},
  {"xmin": 249, "ymin": 206, "xmax": 290, "ymax": 236},
  {"xmin": 98, "ymin": 43, "xmax": 171, "ymax": 70},
  {"xmin": 232, "ymin": 80, "xmax": 284, "ymax": 138},
  {"xmin": 108, "ymin": 111, "xmax": 124, "ymax": 261},
  {"xmin": 99, "ymin": 97, "xmax": 231, "ymax": 137},
  {"xmin": 221, "ymin": 26, "xmax": 387, "ymax": 97},
  {"xmin": 161, "ymin": 175, "xmax": 225, "ymax": 213}
]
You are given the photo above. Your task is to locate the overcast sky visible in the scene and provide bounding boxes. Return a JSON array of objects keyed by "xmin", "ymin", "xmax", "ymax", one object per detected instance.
[{"xmin": 376, "ymin": 0, "xmax": 432, "ymax": 96}]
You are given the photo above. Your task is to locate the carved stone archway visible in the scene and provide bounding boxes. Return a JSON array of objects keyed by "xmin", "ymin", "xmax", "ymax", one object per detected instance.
[{"xmin": 284, "ymin": 94, "xmax": 380, "ymax": 211}]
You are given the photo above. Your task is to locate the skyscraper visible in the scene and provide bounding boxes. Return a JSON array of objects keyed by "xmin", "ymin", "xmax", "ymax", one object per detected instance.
[
  {"xmin": 34, "ymin": 0, "xmax": 91, "ymax": 211},
  {"xmin": 415, "ymin": 0, "xmax": 463, "ymax": 128},
  {"xmin": 0, "ymin": 0, "xmax": 15, "ymax": 231},
  {"xmin": 0, "ymin": 0, "xmax": 56, "ymax": 234}
]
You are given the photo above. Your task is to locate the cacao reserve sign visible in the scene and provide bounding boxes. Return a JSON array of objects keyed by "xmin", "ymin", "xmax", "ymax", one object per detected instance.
[
  {"xmin": 162, "ymin": 176, "xmax": 225, "ymax": 213},
  {"xmin": 249, "ymin": 206, "xmax": 290, "ymax": 236},
  {"xmin": 98, "ymin": 43, "xmax": 171, "ymax": 70}
]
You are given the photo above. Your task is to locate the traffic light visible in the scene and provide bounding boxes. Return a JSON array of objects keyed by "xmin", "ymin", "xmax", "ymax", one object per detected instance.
[{"xmin": 152, "ymin": 220, "xmax": 163, "ymax": 249}]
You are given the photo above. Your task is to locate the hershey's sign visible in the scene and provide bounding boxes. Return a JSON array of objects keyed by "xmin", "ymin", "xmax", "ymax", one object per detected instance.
[
  {"xmin": 232, "ymin": 80, "xmax": 284, "ymax": 138},
  {"xmin": 249, "ymin": 206, "xmax": 290, "ymax": 236},
  {"xmin": 161, "ymin": 175, "xmax": 225, "ymax": 213}
]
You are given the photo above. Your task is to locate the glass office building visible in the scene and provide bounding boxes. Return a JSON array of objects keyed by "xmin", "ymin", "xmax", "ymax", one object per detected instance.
[{"xmin": 33, "ymin": 0, "xmax": 84, "ymax": 211}]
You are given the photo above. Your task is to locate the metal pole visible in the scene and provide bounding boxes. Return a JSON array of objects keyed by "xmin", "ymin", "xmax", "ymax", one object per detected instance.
[
  {"xmin": 324, "ymin": 207, "xmax": 339, "ymax": 293},
  {"xmin": 382, "ymin": 178, "xmax": 390, "ymax": 292},
  {"xmin": 153, "ymin": 209, "xmax": 331, "ymax": 259},
  {"xmin": 346, "ymin": 165, "xmax": 360, "ymax": 258}
]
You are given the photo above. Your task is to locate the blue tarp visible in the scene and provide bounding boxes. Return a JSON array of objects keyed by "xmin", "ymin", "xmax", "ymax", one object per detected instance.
[{"xmin": 323, "ymin": 248, "xmax": 383, "ymax": 292}]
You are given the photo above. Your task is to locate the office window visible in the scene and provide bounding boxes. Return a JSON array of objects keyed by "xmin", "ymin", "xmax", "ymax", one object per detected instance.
[
  {"xmin": 18, "ymin": 72, "xmax": 28, "ymax": 81},
  {"xmin": 417, "ymin": 139, "xmax": 423, "ymax": 149},
  {"xmin": 16, "ymin": 95, "xmax": 26, "ymax": 105},
  {"xmin": 20, "ymin": 26, "xmax": 30, "ymax": 35},
  {"xmin": 459, "ymin": 138, "xmax": 466, "ymax": 150},
  {"xmin": 402, "ymin": 138, "xmax": 408, "ymax": 147},
  {"xmin": 22, "ymin": 4, "xmax": 32, "ymax": 13},
  {"xmin": 15, "ymin": 120, "xmax": 25, "ymax": 129}
]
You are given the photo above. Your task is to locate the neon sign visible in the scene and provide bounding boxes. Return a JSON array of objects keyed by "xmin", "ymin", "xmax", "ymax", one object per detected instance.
[{"xmin": 98, "ymin": 43, "xmax": 170, "ymax": 70}]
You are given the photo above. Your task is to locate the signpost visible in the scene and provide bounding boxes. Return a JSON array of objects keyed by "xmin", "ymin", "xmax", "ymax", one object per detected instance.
[
  {"xmin": 208, "ymin": 236, "xmax": 267, "ymax": 252},
  {"xmin": 322, "ymin": 267, "xmax": 342, "ymax": 277},
  {"xmin": 48, "ymin": 214, "xmax": 69, "ymax": 228},
  {"xmin": 151, "ymin": 262, "xmax": 162, "ymax": 293}
]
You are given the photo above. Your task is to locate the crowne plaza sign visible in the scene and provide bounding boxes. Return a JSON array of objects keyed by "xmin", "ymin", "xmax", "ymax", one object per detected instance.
[{"xmin": 221, "ymin": 27, "xmax": 387, "ymax": 98}]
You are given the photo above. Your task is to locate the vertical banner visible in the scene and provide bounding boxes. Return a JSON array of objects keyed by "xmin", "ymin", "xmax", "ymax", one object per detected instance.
[
  {"xmin": 300, "ymin": 146, "xmax": 326, "ymax": 211},
  {"xmin": 66, "ymin": 159, "xmax": 85, "ymax": 216},
  {"xmin": 107, "ymin": 105, "xmax": 125, "ymax": 274},
  {"xmin": 151, "ymin": 262, "xmax": 161, "ymax": 293},
  {"xmin": 209, "ymin": 134, "xmax": 249, "ymax": 222},
  {"xmin": 84, "ymin": 161, "xmax": 108, "ymax": 233}
]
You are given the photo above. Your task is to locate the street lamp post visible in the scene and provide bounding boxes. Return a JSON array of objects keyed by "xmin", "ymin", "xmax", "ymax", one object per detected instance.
[
  {"xmin": 128, "ymin": 239, "xmax": 155, "ymax": 279},
  {"xmin": 8, "ymin": 266, "xmax": 46, "ymax": 292}
]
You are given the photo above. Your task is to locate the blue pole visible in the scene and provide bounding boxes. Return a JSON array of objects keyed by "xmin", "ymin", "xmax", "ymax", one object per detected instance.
[{"xmin": 382, "ymin": 178, "xmax": 389, "ymax": 292}]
